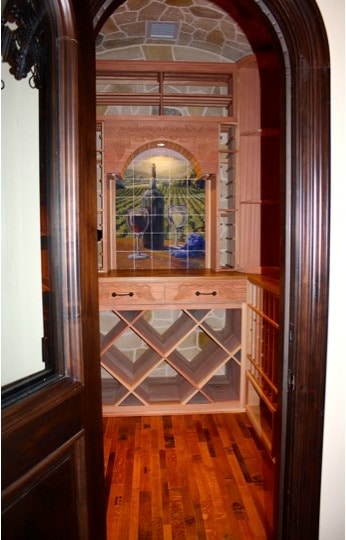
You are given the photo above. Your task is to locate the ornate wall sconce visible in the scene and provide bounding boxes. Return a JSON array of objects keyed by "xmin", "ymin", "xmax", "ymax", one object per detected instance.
[{"xmin": 1, "ymin": 0, "xmax": 45, "ymax": 89}]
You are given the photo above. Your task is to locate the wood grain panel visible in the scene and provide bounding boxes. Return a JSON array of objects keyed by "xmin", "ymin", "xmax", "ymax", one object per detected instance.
[{"xmin": 2, "ymin": 453, "xmax": 80, "ymax": 540}]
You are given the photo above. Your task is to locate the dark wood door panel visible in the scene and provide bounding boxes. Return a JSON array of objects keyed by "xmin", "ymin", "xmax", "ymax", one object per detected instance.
[
  {"xmin": 2, "ymin": 379, "xmax": 83, "ymax": 490},
  {"xmin": 1, "ymin": 380, "xmax": 90, "ymax": 539},
  {"xmin": 1, "ymin": 377, "xmax": 105, "ymax": 540},
  {"xmin": 2, "ymin": 451, "xmax": 80, "ymax": 540}
]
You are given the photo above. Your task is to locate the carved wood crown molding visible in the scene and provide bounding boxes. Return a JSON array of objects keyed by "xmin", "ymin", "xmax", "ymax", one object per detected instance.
[{"xmin": 1, "ymin": 0, "xmax": 45, "ymax": 89}]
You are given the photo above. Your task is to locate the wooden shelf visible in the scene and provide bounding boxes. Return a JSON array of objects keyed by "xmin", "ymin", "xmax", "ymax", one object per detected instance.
[
  {"xmin": 102, "ymin": 345, "xmax": 162, "ymax": 388},
  {"xmin": 240, "ymin": 128, "xmax": 280, "ymax": 137},
  {"xmin": 96, "ymin": 60, "xmax": 235, "ymax": 116}
]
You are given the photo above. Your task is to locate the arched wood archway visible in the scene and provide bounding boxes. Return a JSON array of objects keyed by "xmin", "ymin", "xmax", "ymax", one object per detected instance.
[
  {"xmin": 91, "ymin": 1, "xmax": 330, "ymax": 537},
  {"xmin": 121, "ymin": 141, "xmax": 203, "ymax": 179}
]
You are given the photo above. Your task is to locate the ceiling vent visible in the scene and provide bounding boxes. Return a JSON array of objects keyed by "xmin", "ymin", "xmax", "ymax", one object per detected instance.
[{"xmin": 148, "ymin": 22, "xmax": 179, "ymax": 39}]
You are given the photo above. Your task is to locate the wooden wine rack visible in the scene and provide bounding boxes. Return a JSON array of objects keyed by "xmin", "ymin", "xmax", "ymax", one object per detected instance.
[
  {"xmin": 218, "ymin": 124, "xmax": 237, "ymax": 270},
  {"xmin": 245, "ymin": 277, "xmax": 279, "ymax": 459},
  {"xmin": 99, "ymin": 274, "xmax": 247, "ymax": 416},
  {"xmin": 96, "ymin": 121, "xmax": 104, "ymax": 271},
  {"xmin": 98, "ymin": 273, "xmax": 280, "ymax": 462}
]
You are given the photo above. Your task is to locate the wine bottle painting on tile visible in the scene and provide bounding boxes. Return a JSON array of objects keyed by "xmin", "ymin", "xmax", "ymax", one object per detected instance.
[{"xmin": 115, "ymin": 148, "xmax": 206, "ymax": 270}]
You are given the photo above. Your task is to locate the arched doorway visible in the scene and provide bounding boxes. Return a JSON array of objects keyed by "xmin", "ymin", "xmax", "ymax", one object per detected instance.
[{"xmin": 92, "ymin": 0, "xmax": 330, "ymax": 537}]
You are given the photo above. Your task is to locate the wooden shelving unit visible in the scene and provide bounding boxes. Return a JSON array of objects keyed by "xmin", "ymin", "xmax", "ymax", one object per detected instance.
[
  {"xmin": 237, "ymin": 56, "xmax": 280, "ymax": 273},
  {"xmin": 96, "ymin": 58, "xmax": 281, "ymax": 435},
  {"xmin": 245, "ymin": 277, "xmax": 279, "ymax": 459},
  {"xmin": 99, "ymin": 275, "xmax": 247, "ymax": 416},
  {"xmin": 95, "ymin": 56, "xmax": 281, "ymax": 277},
  {"xmin": 99, "ymin": 272, "xmax": 280, "ymax": 440},
  {"xmin": 100, "ymin": 306, "xmax": 242, "ymax": 414},
  {"xmin": 96, "ymin": 60, "xmax": 235, "ymax": 117}
]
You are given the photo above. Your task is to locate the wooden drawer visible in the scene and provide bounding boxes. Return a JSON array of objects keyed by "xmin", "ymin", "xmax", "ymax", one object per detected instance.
[
  {"xmin": 99, "ymin": 281, "xmax": 164, "ymax": 308},
  {"xmin": 164, "ymin": 279, "xmax": 247, "ymax": 304}
]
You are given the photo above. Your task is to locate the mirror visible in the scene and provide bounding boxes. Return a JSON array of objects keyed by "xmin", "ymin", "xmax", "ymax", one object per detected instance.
[
  {"xmin": 1, "ymin": 64, "xmax": 44, "ymax": 387},
  {"xmin": 1, "ymin": 0, "xmax": 56, "ymax": 404}
]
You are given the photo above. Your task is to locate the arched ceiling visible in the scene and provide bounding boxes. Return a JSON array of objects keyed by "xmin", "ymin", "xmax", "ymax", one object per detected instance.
[{"xmin": 95, "ymin": 0, "xmax": 253, "ymax": 63}]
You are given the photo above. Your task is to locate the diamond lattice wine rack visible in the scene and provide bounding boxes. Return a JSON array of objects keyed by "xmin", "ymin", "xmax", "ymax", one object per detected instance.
[{"xmin": 100, "ymin": 305, "xmax": 244, "ymax": 415}]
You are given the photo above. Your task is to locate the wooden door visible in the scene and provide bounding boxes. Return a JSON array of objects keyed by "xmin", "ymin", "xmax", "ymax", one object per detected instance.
[{"xmin": 1, "ymin": 1, "xmax": 106, "ymax": 539}]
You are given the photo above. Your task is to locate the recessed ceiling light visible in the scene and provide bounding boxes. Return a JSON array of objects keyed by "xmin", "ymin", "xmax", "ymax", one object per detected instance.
[
  {"xmin": 157, "ymin": 142, "xmax": 165, "ymax": 147},
  {"xmin": 148, "ymin": 22, "xmax": 179, "ymax": 40}
]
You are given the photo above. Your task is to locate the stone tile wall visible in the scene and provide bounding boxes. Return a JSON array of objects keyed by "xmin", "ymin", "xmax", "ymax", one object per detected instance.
[{"xmin": 96, "ymin": 0, "xmax": 252, "ymax": 63}]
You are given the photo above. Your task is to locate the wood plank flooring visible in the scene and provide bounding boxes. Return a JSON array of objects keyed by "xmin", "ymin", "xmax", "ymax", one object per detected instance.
[{"xmin": 103, "ymin": 413, "xmax": 275, "ymax": 540}]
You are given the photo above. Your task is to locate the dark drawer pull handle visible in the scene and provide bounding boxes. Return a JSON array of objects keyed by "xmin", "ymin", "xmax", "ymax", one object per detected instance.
[
  {"xmin": 195, "ymin": 290, "xmax": 217, "ymax": 296},
  {"xmin": 111, "ymin": 291, "xmax": 134, "ymax": 297}
]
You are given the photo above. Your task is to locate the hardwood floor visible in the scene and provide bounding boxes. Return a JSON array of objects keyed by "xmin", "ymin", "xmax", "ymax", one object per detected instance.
[{"xmin": 103, "ymin": 413, "xmax": 275, "ymax": 539}]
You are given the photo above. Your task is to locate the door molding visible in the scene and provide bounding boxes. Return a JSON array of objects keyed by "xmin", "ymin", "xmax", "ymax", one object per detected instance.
[{"xmin": 265, "ymin": 2, "xmax": 330, "ymax": 537}]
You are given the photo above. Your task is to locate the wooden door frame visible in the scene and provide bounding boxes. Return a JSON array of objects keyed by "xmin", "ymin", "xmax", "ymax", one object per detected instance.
[
  {"xmin": 257, "ymin": 2, "xmax": 330, "ymax": 537},
  {"xmin": 91, "ymin": 0, "xmax": 330, "ymax": 538}
]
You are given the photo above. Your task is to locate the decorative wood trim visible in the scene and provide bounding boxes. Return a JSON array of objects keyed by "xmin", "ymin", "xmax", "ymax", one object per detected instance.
[
  {"xmin": 1, "ymin": 378, "xmax": 83, "ymax": 489},
  {"xmin": 96, "ymin": 59, "xmax": 238, "ymax": 76},
  {"xmin": 70, "ymin": 3, "xmax": 107, "ymax": 538},
  {"xmin": 254, "ymin": 2, "xmax": 330, "ymax": 538},
  {"xmin": 102, "ymin": 401, "xmax": 245, "ymax": 417}
]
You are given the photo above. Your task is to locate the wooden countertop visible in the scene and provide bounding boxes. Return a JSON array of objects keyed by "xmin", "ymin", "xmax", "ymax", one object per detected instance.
[{"xmin": 98, "ymin": 269, "xmax": 279, "ymax": 293}]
